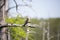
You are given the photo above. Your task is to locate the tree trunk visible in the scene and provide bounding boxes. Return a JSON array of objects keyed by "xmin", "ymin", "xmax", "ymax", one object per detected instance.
[
  {"xmin": 0, "ymin": 0, "xmax": 8, "ymax": 40},
  {"xmin": 1, "ymin": 27, "xmax": 8, "ymax": 40}
]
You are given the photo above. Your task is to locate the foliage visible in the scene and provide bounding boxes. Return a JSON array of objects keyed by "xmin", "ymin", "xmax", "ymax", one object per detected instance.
[
  {"xmin": 5, "ymin": 15, "xmax": 26, "ymax": 40},
  {"xmin": 5, "ymin": 16, "xmax": 60, "ymax": 40},
  {"xmin": 43, "ymin": 18, "xmax": 60, "ymax": 40},
  {"xmin": 30, "ymin": 18, "xmax": 40, "ymax": 24},
  {"xmin": 9, "ymin": 27, "xmax": 26, "ymax": 40},
  {"xmin": 49, "ymin": 18, "xmax": 60, "ymax": 40},
  {"xmin": 5, "ymin": 15, "xmax": 25, "ymax": 24}
]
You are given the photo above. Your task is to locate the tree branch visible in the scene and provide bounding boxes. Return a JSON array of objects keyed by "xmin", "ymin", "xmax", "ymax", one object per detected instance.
[
  {"xmin": 0, "ymin": 0, "xmax": 6, "ymax": 9},
  {"xmin": 6, "ymin": 4, "xmax": 30, "ymax": 13},
  {"xmin": 0, "ymin": 24, "xmax": 22, "ymax": 28},
  {"xmin": 13, "ymin": 0, "xmax": 18, "ymax": 11},
  {"xmin": 0, "ymin": 23, "xmax": 36, "ymax": 28},
  {"xmin": 6, "ymin": 4, "xmax": 26, "ymax": 12}
]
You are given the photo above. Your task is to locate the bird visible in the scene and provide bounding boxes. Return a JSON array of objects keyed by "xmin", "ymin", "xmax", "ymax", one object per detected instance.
[{"xmin": 22, "ymin": 18, "xmax": 30, "ymax": 27}]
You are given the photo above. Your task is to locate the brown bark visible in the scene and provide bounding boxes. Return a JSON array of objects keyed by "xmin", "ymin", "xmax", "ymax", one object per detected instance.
[
  {"xmin": 0, "ymin": 0, "xmax": 8, "ymax": 40},
  {"xmin": 1, "ymin": 27, "xmax": 8, "ymax": 40}
]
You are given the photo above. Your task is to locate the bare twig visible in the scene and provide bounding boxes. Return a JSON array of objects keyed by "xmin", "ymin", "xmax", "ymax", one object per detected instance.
[
  {"xmin": 13, "ymin": 0, "xmax": 18, "ymax": 11},
  {"xmin": 6, "ymin": 4, "xmax": 26, "ymax": 12}
]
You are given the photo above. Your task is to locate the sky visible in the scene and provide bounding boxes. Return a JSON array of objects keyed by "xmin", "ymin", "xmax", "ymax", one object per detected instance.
[{"xmin": 8, "ymin": 0, "xmax": 60, "ymax": 18}]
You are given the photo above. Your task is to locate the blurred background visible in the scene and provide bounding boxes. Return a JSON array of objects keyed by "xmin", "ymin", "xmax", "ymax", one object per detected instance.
[{"xmin": 0, "ymin": 0, "xmax": 60, "ymax": 40}]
